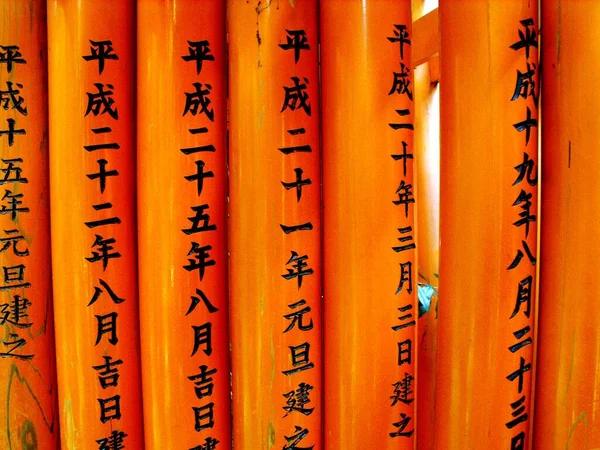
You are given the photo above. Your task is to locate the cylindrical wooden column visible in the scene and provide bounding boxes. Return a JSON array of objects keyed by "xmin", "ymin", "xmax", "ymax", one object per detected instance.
[
  {"xmin": 137, "ymin": 2, "xmax": 230, "ymax": 448},
  {"xmin": 47, "ymin": 1, "xmax": 144, "ymax": 447},
  {"xmin": 534, "ymin": 3, "xmax": 600, "ymax": 448},
  {"xmin": 321, "ymin": 1, "xmax": 417, "ymax": 448},
  {"xmin": 436, "ymin": 1, "xmax": 539, "ymax": 448},
  {"xmin": 414, "ymin": 60, "xmax": 439, "ymax": 450},
  {"xmin": 0, "ymin": 1, "xmax": 59, "ymax": 448},
  {"xmin": 228, "ymin": 1, "xmax": 322, "ymax": 449}
]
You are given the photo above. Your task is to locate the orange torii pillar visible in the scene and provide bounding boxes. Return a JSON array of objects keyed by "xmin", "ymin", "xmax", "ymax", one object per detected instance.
[
  {"xmin": 228, "ymin": 1, "xmax": 322, "ymax": 449},
  {"xmin": 414, "ymin": 60, "xmax": 440, "ymax": 450},
  {"xmin": 321, "ymin": 1, "xmax": 417, "ymax": 448},
  {"xmin": 137, "ymin": 1, "xmax": 231, "ymax": 448},
  {"xmin": 534, "ymin": 3, "xmax": 600, "ymax": 448},
  {"xmin": 0, "ymin": 1, "xmax": 59, "ymax": 447},
  {"xmin": 48, "ymin": 1, "xmax": 144, "ymax": 447},
  {"xmin": 436, "ymin": 1, "xmax": 539, "ymax": 448}
]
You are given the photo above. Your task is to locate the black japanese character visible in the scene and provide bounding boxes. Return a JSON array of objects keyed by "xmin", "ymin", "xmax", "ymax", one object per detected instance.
[
  {"xmin": 85, "ymin": 203, "xmax": 122, "ymax": 229},
  {"xmin": 0, "ymin": 229, "xmax": 29, "ymax": 256},
  {"xmin": 513, "ymin": 107, "xmax": 537, "ymax": 146},
  {"xmin": 392, "ymin": 304, "xmax": 416, "ymax": 331},
  {"xmin": 283, "ymin": 426, "xmax": 314, "ymax": 450},
  {"xmin": 0, "ymin": 45, "xmax": 26, "ymax": 73},
  {"xmin": 187, "ymin": 288, "xmax": 219, "ymax": 316},
  {"xmin": 0, "ymin": 158, "xmax": 28, "ymax": 185},
  {"xmin": 283, "ymin": 299, "xmax": 313, "ymax": 333},
  {"xmin": 188, "ymin": 365, "xmax": 217, "ymax": 400},
  {"xmin": 506, "ymin": 395, "xmax": 528, "ymax": 429},
  {"xmin": 98, "ymin": 395, "xmax": 121, "ymax": 423},
  {"xmin": 512, "ymin": 190, "xmax": 536, "ymax": 238},
  {"xmin": 513, "ymin": 152, "xmax": 537, "ymax": 187},
  {"xmin": 281, "ymin": 77, "xmax": 311, "ymax": 116},
  {"xmin": 511, "ymin": 275, "xmax": 532, "ymax": 319},
  {"xmin": 87, "ymin": 159, "xmax": 119, "ymax": 194},
  {"xmin": 391, "ymin": 141, "xmax": 413, "ymax": 177},
  {"xmin": 182, "ymin": 40, "xmax": 215, "ymax": 74},
  {"xmin": 185, "ymin": 160, "xmax": 214, "ymax": 196},
  {"xmin": 89, "ymin": 278, "xmax": 126, "ymax": 306},
  {"xmin": 183, "ymin": 82, "xmax": 214, "ymax": 121},
  {"xmin": 184, "ymin": 243, "xmax": 216, "ymax": 281},
  {"xmin": 283, "ymin": 382, "xmax": 314, "ymax": 417},
  {"xmin": 85, "ymin": 83, "xmax": 118, "ymax": 120},
  {"xmin": 389, "ymin": 63, "xmax": 412, "ymax": 100},
  {"xmin": 95, "ymin": 312, "xmax": 119, "ymax": 346},
  {"xmin": 279, "ymin": 29, "xmax": 310, "ymax": 64},
  {"xmin": 510, "ymin": 19, "xmax": 538, "ymax": 59},
  {"xmin": 282, "ymin": 168, "xmax": 311, "ymax": 202},
  {"xmin": 0, "ymin": 295, "xmax": 31, "ymax": 328},
  {"xmin": 506, "ymin": 357, "xmax": 531, "ymax": 394},
  {"xmin": 193, "ymin": 403, "xmax": 215, "ymax": 431},
  {"xmin": 86, "ymin": 234, "xmax": 121, "ymax": 270},
  {"xmin": 183, "ymin": 204, "xmax": 217, "ymax": 235},
  {"xmin": 96, "ymin": 430, "xmax": 127, "ymax": 450},
  {"xmin": 191, "ymin": 322, "xmax": 212, "ymax": 357},
  {"xmin": 282, "ymin": 251, "xmax": 314, "ymax": 289},
  {"xmin": 393, "ymin": 180, "xmax": 415, "ymax": 217},
  {"xmin": 0, "ymin": 81, "xmax": 27, "ymax": 115},
  {"xmin": 388, "ymin": 25, "xmax": 411, "ymax": 60},
  {"xmin": 398, "ymin": 339, "xmax": 412, "ymax": 366},
  {"xmin": 390, "ymin": 413, "xmax": 414, "ymax": 438},
  {"xmin": 390, "ymin": 372, "xmax": 414, "ymax": 406},
  {"xmin": 83, "ymin": 40, "xmax": 118, "ymax": 75},
  {"xmin": 92, "ymin": 355, "xmax": 123, "ymax": 389},
  {"xmin": 395, "ymin": 261, "xmax": 413, "ymax": 295},
  {"xmin": 0, "ymin": 333, "xmax": 33, "ymax": 360},
  {"xmin": 282, "ymin": 342, "xmax": 314, "ymax": 376},
  {"xmin": 0, "ymin": 119, "xmax": 26, "ymax": 147}
]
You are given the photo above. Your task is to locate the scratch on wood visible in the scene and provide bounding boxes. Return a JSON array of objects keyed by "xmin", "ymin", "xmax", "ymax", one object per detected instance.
[{"xmin": 568, "ymin": 141, "xmax": 571, "ymax": 168}]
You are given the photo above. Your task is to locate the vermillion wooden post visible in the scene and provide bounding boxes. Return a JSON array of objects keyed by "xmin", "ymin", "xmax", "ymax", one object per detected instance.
[
  {"xmin": 321, "ymin": 1, "xmax": 417, "ymax": 448},
  {"xmin": 228, "ymin": 1, "xmax": 322, "ymax": 448},
  {"xmin": 137, "ymin": 1, "xmax": 230, "ymax": 448},
  {"xmin": 48, "ymin": 1, "xmax": 144, "ymax": 447},
  {"xmin": 436, "ymin": 1, "xmax": 539, "ymax": 448},
  {"xmin": 0, "ymin": 1, "xmax": 59, "ymax": 447},
  {"xmin": 534, "ymin": 3, "xmax": 600, "ymax": 448},
  {"xmin": 414, "ymin": 60, "xmax": 439, "ymax": 450}
]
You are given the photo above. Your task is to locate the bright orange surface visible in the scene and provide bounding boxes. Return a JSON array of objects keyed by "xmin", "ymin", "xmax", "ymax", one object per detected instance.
[
  {"xmin": 0, "ymin": 1, "xmax": 59, "ymax": 448},
  {"xmin": 228, "ymin": 1, "xmax": 322, "ymax": 448},
  {"xmin": 534, "ymin": 2, "xmax": 600, "ymax": 448},
  {"xmin": 137, "ymin": 1, "xmax": 231, "ymax": 448},
  {"xmin": 321, "ymin": 1, "xmax": 417, "ymax": 449},
  {"xmin": 436, "ymin": 1, "xmax": 538, "ymax": 448},
  {"xmin": 414, "ymin": 60, "xmax": 439, "ymax": 450},
  {"xmin": 47, "ymin": 1, "xmax": 144, "ymax": 447}
]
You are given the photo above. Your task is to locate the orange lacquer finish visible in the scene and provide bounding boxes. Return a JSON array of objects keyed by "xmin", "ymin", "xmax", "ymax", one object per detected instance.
[
  {"xmin": 138, "ymin": 1, "xmax": 231, "ymax": 448},
  {"xmin": 534, "ymin": 3, "xmax": 600, "ymax": 448},
  {"xmin": 436, "ymin": 1, "xmax": 539, "ymax": 448},
  {"xmin": 48, "ymin": 0, "xmax": 144, "ymax": 447},
  {"xmin": 414, "ymin": 60, "xmax": 439, "ymax": 450},
  {"xmin": 321, "ymin": 1, "xmax": 417, "ymax": 449},
  {"xmin": 228, "ymin": 1, "xmax": 322, "ymax": 449},
  {"xmin": 0, "ymin": 1, "xmax": 59, "ymax": 448}
]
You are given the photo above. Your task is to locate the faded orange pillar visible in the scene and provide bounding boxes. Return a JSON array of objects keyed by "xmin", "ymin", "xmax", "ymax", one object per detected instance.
[
  {"xmin": 228, "ymin": 1, "xmax": 322, "ymax": 449},
  {"xmin": 534, "ymin": 3, "xmax": 600, "ymax": 448},
  {"xmin": 0, "ymin": 1, "xmax": 59, "ymax": 448},
  {"xmin": 48, "ymin": 1, "xmax": 144, "ymax": 447},
  {"xmin": 321, "ymin": 1, "xmax": 417, "ymax": 448},
  {"xmin": 436, "ymin": 1, "xmax": 539, "ymax": 448},
  {"xmin": 137, "ymin": 1, "xmax": 231, "ymax": 448}
]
